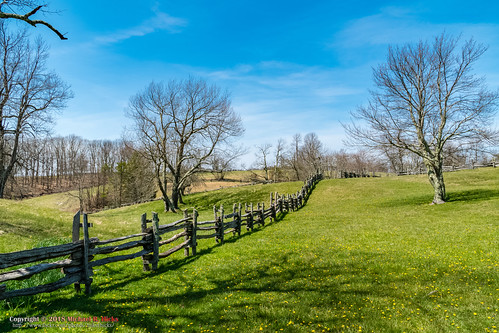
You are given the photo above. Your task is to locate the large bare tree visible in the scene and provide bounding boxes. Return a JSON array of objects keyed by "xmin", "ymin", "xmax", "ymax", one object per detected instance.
[
  {"xmin": 0, "ymin": 1, "xmax": 66, "ymax": 39},
  {"xmin": 344, "ymin": 33, "xmax": 498, "ymax": 204},
  {"xmin": 0, "ymin": 23, "xmax": 71, "ymax": 198},
  {"xmin": 127, "ymin": 77, "xmax": 244, "ymax": 211}
]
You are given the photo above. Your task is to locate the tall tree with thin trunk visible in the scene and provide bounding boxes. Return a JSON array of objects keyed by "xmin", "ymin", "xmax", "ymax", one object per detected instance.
[
  {"xmin": 127, "ymin": 77, "xmax": 244, "ymax": 211},
  {"xmin": 255, "ymin": 143, "xmax": 272, "ymax": 181},
  {"xmin": 344, "ymin": 33, "xmax": 498, "ymax": 204},
  {"xmin": 0, "ymin": 23, "xmax": 71, "ymax": 198}
]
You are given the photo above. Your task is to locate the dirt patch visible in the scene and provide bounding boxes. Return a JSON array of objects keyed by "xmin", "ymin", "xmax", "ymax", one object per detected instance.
[{"xmin": 187, "ymin": 180, "xmax": 251, "ymax": 194}]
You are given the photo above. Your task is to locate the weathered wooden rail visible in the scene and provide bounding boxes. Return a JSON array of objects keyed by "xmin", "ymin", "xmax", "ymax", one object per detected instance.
[{"xmin": 0, "ymin": 174, "xmax": 322, "ymax": 300}]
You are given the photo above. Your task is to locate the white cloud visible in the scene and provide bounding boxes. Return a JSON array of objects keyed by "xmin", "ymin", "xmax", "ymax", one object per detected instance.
[{"xmin": 94, "ymin": 10, "xmax": 187, "ymax": 45}]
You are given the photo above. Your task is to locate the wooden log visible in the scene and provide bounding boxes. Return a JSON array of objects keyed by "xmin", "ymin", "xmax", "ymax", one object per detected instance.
[
  {"xmin": 237, "ymin": 203, "xmax": 242, "ymax": 236},
  {"xmin": 90, "ymin": 239, "xmax": 147, "ymax": 255},
  {"xmin": 183, "ymin": 210, "xmax": 190, "ymax": 257},
  {"xmin": 158, "ymin": 217, "xmax": 192, "ymax": 233},
  {"xmin": 247, "ymin": 203, "xmax": 254, "ymax": 231},
  {"xmin": 196, "ymin": 233, "xmax": 217, "ymax": 240},
  {"xmin": 223, "ymin": 212, "xmax": 237, "ymax": 219},
  {"xmin": 90, "ymin": 249, "xmax": 151, "ymax": 268},
  {"xmin": 197, "ymin": 220, "xmax": 217, "ymax": 226},
  {"xmin": 191, "ymin": 209, "xmax": 198, "ymax": 255},
  {"xmin": 82, "ymin": 213, "xmax": 93, "ymax": 295},
  {"xmin": 158, "ymin": 240, "xmax": 190, "ymax": 258},
  {"xmin": 224, "ymin": 229, "xmax": 236, "ymax": 235},
  {"xmin": 220, "ymin": 205, "xmax": 225, "ymax": 243},
  {"xmin": 95, "ymin": 233, "xmax": 148, "ymax": 246},
  {"xmin": 0, "ymin": 274, "xmax": 81, "ymax": 300},
  {"xmin": 71, "ymin": 211, "xmax": 81, "ymax": 294},
  {"xmin": 197, "ymin": 225, "xmax": 217, "ymax": 231},
  {"xmin": 63, "ymin": 266, "xmax": 83, "ymax": 275},
  {"xmin": 0, "ymin": 259, "xmax": 74, "ymax": 283},
  {"xmin": 0, "ymin": 241, "xmax": 85, "ymax": 269},
  {"xmin": 141, "ymin": 213, "xmax": 151, "ymax": 272},
  {"xmin": 158, "ymin": 223, "xmax": 187, "ymax": 235},
  {"xmin": 72, "ymin": 211, "xmax": 80, "ymax": 242},
  {"xmin": 216, "ymin": 205, "xmax": 224, "ymax": 244},
  {"xmin": 159, "ymin": 231, "xmax": 187, "ymax": 246},
  {"xmin": 230, "ymin": 204, "xmax": 237, "ymax": 237},
  {"xmin": 224, "ymin": 220, "xmax": 238, "ymax": 229},
  {"xmin": 269, "ymin": 192, "xmax": 274, "ymax": 222},
  {"xmin": 151, "ymin": 212, "xmax": 160, "ymax": 271}
]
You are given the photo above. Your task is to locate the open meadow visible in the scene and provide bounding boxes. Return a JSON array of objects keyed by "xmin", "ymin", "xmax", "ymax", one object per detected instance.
[{"xmin": 0, "ymin": 168, "xmax": 498, "ymax": 332}]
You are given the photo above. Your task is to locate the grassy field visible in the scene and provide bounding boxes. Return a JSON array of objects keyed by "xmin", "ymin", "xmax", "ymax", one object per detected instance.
[{"xmin": 0, "ymin": 168, "xmax": 498, "ymax": 332}]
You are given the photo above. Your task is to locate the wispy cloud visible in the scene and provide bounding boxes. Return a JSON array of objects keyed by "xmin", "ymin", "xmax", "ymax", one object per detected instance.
[
  {"xmin": 94, "ymin": 10, "xmax": 187, "ymax": 45},
  {"xmin": 333, "ymin": 5, "xmax": 499, "ymax": 49},
  {"xmin": 191, "ymin": 60, "xmax": 368, "ymax": 160}
]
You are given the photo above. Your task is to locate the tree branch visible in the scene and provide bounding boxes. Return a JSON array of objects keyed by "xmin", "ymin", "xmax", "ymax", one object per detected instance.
[{"xmin": 0, "ymin": 5, "xmax": 67, "ymax": 40}]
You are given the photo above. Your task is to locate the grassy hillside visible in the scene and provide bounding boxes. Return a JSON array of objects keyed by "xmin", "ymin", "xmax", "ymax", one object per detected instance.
[{"xmin": 0, "ymin": 168, "xmax": 498, "ymax": 332}]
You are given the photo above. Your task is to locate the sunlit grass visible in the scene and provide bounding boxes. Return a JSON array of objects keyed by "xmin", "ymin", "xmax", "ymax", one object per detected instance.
[{"xmin": 0, "ymin": 168, "xmax": 498, "ymax": 332}]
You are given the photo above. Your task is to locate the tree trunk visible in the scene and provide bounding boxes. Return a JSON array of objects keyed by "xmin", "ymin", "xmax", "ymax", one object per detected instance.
[
  {"xmin": 171, "ymin": 185, "xmax": 180, "ymax": 209},
  {"xmin": 0, "ymin": 173, "xmax": 7, "ymax": 198},
  {"xmin": 155, "ymin": 168, "xmax": 175, "ymax": 213},
  {"xmin": 162, "ymin": 195, "xmax": 175, "ymax": 212},
  {"xmin": 425, "ymin": 161, "xmax": 446, "ymax": 204}
]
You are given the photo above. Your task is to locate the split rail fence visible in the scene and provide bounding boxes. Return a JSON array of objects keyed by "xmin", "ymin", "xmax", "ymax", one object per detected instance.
[{"xmin": 0, "ymin": 174, "xmax": 322, "ymax": 300}]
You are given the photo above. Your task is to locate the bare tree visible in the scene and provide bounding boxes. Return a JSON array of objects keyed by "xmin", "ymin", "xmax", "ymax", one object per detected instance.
[
  {"xmin": 0, "ymin": 1, "xmax": 67, "ymax": 39},
  {"xmin": 127, "ymin": 77, "xmax": 244, "ymax": 211},
  {"xmin": 344, "ymin": 33, "xmax": 498, "ymax": 204},
  {"xmin": 273, "ymin": 138, "xmax": 286, "ymax": 182},
  {"xmin": 0, "ymin": 24, "xmax": 71, "ymax": 198},
  {"xmin": 255, "ymin": 143, "xmax": 272, "ymax": 181},
  {"xmin": 288, "ymin": 133, "xmax": 302, "ymax": 180},
  {"xmin": 302, "ymin": 132, "xmax": 323, "ymax": 175},
  {"xmin": 208, "ymin": 144, "xmax": 245, "ymax": 181}
]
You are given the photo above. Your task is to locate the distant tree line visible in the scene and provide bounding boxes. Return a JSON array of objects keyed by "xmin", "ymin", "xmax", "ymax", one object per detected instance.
[
  {"xmin": 253, "ymin": 132, "xmax": 497, "ymax": 182},
  {"xmin": 4, "ymin": 136, "xmax": 156, "ymax": 211},
  {"xmin": 252, "ymin": 132, "xmax": 385, "ymax": 182}
]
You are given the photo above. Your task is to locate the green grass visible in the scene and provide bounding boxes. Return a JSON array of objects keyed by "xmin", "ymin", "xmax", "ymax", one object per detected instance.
[{"xmin": 0, "ymin": 169, "xmax": 498, "ymax": 332}]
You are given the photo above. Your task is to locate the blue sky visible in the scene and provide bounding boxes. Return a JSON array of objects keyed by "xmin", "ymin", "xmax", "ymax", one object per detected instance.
[{"xmin": 27, "ymin": 0, "xmax": 499, "ymax": 165}]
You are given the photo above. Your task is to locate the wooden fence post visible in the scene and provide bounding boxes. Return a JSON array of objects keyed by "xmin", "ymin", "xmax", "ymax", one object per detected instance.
[
  {"xmin": 248, "ymin": 203, "xmax": 254, "ymax": 231},
  {"xmin": 261, "ymin": 203, "xmax": 265, "ymax": 226},
  {"xmin": 220, "ymin": 205, "xmax": 225, "ymax": 244},
  {"xmin": 82, "ymin": 213, "xmax": 93, "ymax": 295},
  {"xmin": 216, "ymin": 205, "xmax": 224, "ymax": 244},
  {"xmin": 151, "ymin": 212, "xmax": 160, "ymax": 270},
  {"xmin": 237, "ymin": 203, "xmax": 242, "ymax": 236},
  {"xmin": 184, "ymin": 209, "xmax": 190, "ymax": 257},
  {"xmin": 257, "ymin": 203, "xmax": 261, "ymax": 226},
  {"xmin": 191, "ymin": 209, "xmax": 198, "ymax": 255},
  {"xmin": 269, "ymin": 193, "xmax": 273, "ymax": 222},
  {"xmin": 141, "ymin": 213, "xmax": 151, "ymax": 271},
  {"xmin": 279, "ymin": 194, "xmax": 283, "ymax": 215},
  {"xmin": 71, "ymin": 211, "xmax": 81, "ymax": 293}
]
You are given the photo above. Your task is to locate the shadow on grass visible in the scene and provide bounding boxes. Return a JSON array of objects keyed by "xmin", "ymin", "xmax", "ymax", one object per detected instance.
[
  {"xmin": 446, "ymin": 189, "xmax": 499, "ymax": 203},
  {"xmin": 378, "ymin": 194, "xmax": 433, "ymax": 207},
  {"xmin": 0, "ymin": 185, "xmax": 322, "ymax": 332},
  {"xmin": 0, "ymin": 250, "xmax": 403, "ymax": 333}
]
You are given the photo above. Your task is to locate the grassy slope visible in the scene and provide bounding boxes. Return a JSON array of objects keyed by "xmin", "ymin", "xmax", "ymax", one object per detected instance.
[{"xmin": 0, "ymin": 169, "xmax": 498, "ymax": 332}]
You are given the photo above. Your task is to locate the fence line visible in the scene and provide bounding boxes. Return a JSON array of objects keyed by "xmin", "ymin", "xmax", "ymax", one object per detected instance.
[
  {"xmin": 396, "ymin": 161, "xmax": 496, "ymax": 176},
  {"xmin": 0, "ymin": 174, "xmax": 322, "ymax": 300}
]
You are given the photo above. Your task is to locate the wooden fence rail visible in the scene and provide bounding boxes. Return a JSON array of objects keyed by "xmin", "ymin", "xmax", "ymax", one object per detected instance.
[{"xmin": 0, "ymin": 174, "xmax": 322, "ymax": 300}]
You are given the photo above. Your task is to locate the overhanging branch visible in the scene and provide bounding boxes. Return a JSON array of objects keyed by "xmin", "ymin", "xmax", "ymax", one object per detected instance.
[{"xmin": 0, "ymin": 5, "xmax": 67, "ymax": 40}]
